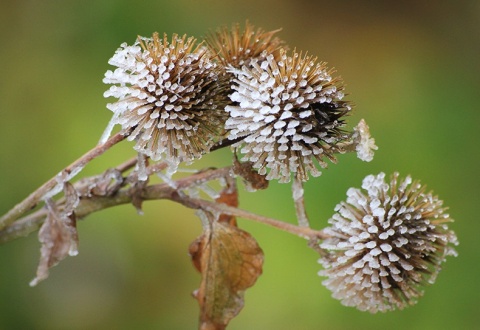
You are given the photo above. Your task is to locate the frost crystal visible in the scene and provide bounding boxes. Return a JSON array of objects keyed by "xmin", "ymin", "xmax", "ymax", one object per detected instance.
[
  {"xmin": 319, "ymin": 172, "xmax": 458, "ymax": 313},
  {"xmin": 103, "ymin": 33, "xmax": 229, "ymax": 174},
  {"xmin": 353, "ymin": 119, "xmax": 377, "ymax": 162},
  {"xmin": 225, "ymin": 50, "xmax": 351, "ymax": 183}
]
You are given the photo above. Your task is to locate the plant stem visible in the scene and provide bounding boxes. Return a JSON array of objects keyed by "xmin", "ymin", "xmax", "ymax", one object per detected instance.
[
  {"xmin": 209, "ymin": 136, "xmax": 244, "ymax": 151},
  {"xmin": 173, "ymin": 195, "xmax": 326, "ymax": 240},
  {"xmin": 0, "ymin": 131, "xmax": 129, "ymax": 230},
  {"xmin": 292, "ymin": 177, "xmax": 310, "ymax": 227},
  {"xmin": 0, "ymin": 165, "xmax": 327, "ymax": 244},
  {"xmin": 0, "ymin": 166, "xmax": 231, "ymax": 244}
]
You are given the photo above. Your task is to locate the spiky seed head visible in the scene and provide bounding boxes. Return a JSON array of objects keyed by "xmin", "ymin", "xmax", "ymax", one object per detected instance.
[
  {"xmin": 103, "ymin": 33, "xmax": 229, "ymax": 172},
  {"xmin": 319, "ymin": 172, "xmax": 458, "ymax": 313},
  {"xmin": 224, "ymin": 49, "xmax": 351, "ymax": 183}
]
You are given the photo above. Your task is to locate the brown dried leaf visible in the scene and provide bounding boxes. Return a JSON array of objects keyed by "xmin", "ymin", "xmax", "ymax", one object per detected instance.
[
  {"xmin": 190, "ymin": 221, "xmax": 264, "ymax": 330},
  {"xmin": 129, "ymin": 179, "xmax": 148, "ymax": 214},
  {"xmin": 89, "ymin": 168, "xmax": 124, "ymax": 196},
  {"xmin": 63, "ymin": 181, "xmax": 80, "ymax": 213},
  {"xmin": 215, "ymin": 178, "xmax": 238, "ymax": 226},
  {"xmin": 232, "ymin": 154, "xmax": 269, "ymax": 191},
  {"xmin": 30, "ymin": 198, "xmax": 79, "ymax": 286}
]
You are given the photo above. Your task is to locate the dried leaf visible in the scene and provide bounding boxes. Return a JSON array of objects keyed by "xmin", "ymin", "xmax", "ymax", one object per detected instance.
[
  {"xmin": 63, "ymin": 181, "xmax": 80, "ymax": 214},
  {"xmin": 129, "ymin": 179, "xmax": 148, "ymax": 214},
  {"xmin": 215, "ymin": 178, "xmax": 238, "ymax": 226},
  {"xmin": 190, "ymin": 221, "xmax": 264, "ymax": 330},
  {"xmin": 30, "ymin": 198, "xmax": 79, "ymax": 286},
  {"xmin": 63, "ymin": 183, "xmax": 79, "ymax": 256},
  {"xmin": 232, "ymin": 154, "xmax": 268, "ymax": 191},
  {"xmin": 89, "ymin": 168, "xmax": 124, "ymax": 196}
]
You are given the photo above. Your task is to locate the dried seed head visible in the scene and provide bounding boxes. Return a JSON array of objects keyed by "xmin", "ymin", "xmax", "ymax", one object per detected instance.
[
  {"xmin": 206, "ymin": 21, "xmax": 285, "ymax": 69},
  {"xmin": 103, "ymin": 33, "xmax": 229, "ymax": 172},
  {"xmin": 224, "ymin": 49, "xmax": 351, "ymax": 183},
  {"xmin": 319, "ymin": 173, "xmax": 458, "ymax": 313}
]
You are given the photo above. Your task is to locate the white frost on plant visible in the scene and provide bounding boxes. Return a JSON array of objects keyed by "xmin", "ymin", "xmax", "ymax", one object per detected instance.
[
  {"xmin": 98, "ymin": 110, "xmax": 120, "ymax": 145},
  {"xmin": 156, "ymin": 170, "xmax": 178, "ymax": 189},
  {"xmin": 43, "ymin": 166, "xmax": 85, "ymax": 201},
  {"xmin": 292, "ymin": 176, "xmax": 305, "ymax": 201},
  {"xmin": 353, "ymin": 119, "xmax": 377, "ymax": 162},
  {"xmin": 199, "ymin": 183, "xmax": 221, "ymax": 200},
  {"xmin": 136, "ymin": 153, "xmax": 148, "ymax": 181}
]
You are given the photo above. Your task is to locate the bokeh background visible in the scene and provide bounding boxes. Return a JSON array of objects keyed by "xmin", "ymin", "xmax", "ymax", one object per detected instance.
[{"xmin": 0, "ymin": 1, "xmax": 478, "ymax": 329}]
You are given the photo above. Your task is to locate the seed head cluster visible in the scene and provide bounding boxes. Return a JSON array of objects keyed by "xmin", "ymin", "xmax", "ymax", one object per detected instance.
[
  {"xmin": 225, "ymin": 50, "xmax": 351, "ymax": 183},
  {"xmin": 319, "ymin": 172, "xmax": 458, "ymax": 312},
  {"xmin": 103, "ymin": 33, "xmax": 228, "ymax": 171},
  {"xmin": 103, "ymin": 26, "xmax": 354, "ymax": 180},
  {"xmin": 97, "ymin": 24, "xmax": 458, "ymax": 315}
]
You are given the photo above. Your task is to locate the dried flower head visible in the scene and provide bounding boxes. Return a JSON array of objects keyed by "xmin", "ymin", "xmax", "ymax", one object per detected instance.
[
  {"xmin": 224, "ymin": 50, "xmax": 351, "ymax": 183},
  {"xmin": 206, "ymin": 21, "xmax": 285, "ymax": 69},
  {"xmin": 103, "ymin": 33, "xmax": 229, "ymax": 172},
  {"xmin": 319, "ymin": 172, "xmax": 458, "ymax": 313}
]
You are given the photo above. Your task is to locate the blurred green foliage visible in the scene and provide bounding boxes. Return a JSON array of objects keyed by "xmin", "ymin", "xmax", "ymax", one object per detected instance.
[{"xmin": 0, "ymin": 1, "xmax": 478, "ymax": 329}]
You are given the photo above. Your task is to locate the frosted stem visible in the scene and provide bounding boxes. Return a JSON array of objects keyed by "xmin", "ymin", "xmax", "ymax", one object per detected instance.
[
  {"xmin": 198, "ymin": 183, "xmax": 221, "ymax": 199},
  {"xmin": 136, "ymin": 153, "xmax": 148, "ymax": 181},
  {"xmin": 98, "ymin": 112, "xmax": 120, "ymax": 145},
  {"xmin": 0, "ymin": 131, "xmax": 129, "ymax": 230},
  {"xmin": 0, "ymin": 166, "xmax": 327, "ymax": 244},
  {"xmin": 292, "ymin": 177, "xmax": 310, "ymax": 227},
  {"xmin": 156, "ymin": 171, "xmax": 178, "ymax": 189},
  {"xmin": 195, "ymin": 210, "xmax": 212, "ymax": 229}
]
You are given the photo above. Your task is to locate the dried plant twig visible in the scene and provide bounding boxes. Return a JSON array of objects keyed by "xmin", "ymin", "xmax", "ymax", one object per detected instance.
[
  {"xmin": 0, "ymin": 166, "xmax": 325, "ymax": 244},
  {"xmin": 0, "ymin": 131, "xmax": 129, "ymax": 230}
]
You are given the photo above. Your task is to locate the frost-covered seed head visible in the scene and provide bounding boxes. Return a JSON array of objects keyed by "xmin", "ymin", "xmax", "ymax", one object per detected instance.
[
  {"xmin": 319, "ymin": 172, "xmax": 458, "ymax": 313},
  {"xmin": 206, "ymin": 21, "xmax": 285, "ymax": 69},
  {"xmin": 103, "ymin": 33, "xmax": 229, "ymax": 172},
  {"xmin": 225, "ymin": 49, "xmax": 351, "ymax": 183}
]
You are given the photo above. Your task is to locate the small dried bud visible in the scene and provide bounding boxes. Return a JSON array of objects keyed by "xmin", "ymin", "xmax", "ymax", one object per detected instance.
[
  {"xmin": 225, "ymin": 49, "xmax": 351, "ymax": 183},
  {"xmin": 319, "ymin": 173, "xmax": 458, "ymax": 313},
  {"xmin": 103, "ymin": 33, "xmax": 229, "ymax": 173}
]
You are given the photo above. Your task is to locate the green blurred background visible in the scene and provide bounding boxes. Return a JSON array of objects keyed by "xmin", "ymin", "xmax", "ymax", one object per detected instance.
[{"xmin": 0, "ymin": 1, "xmax": 478, "ymax": 329}]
